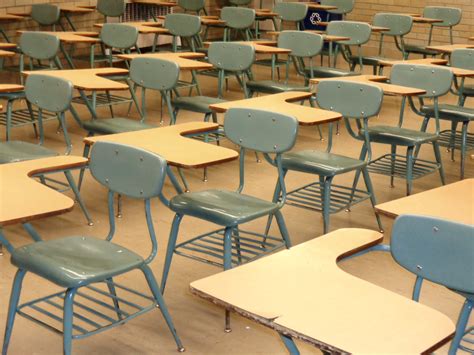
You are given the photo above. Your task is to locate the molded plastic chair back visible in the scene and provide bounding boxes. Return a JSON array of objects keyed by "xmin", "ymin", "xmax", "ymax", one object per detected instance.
[
  {"xmin": 25, "ymin": 74, "xmax": 73, "ymax": 113},
  {"xmin": 221, "ymin": 7, "xmax": 255, "ymax": 29},
  {"xmin": 391, "ymin": 214, "xmax": 474, "ymax": 294},
  {"xmin": 178, "ymin": 0, "xmax": 205, "ymax": 12},
  {"xmin": 390, "ymin": 64, "xmax": 453, "ymax": 99},
  {"xmin": 165, "ymin": 13, "xmax": 201, "ymax": 37},
  {"xmin": 20, "ymin": 32, "xmax": 60, "ymax": 61},
  {"xmin": 327, "ymin": 21, "xmax": 371, "ymax": 46},
  {"xmin": 130, "ymin": 57, "xmax": 180, "ymax": 91},
  {"xmin": 97, "ymin": 0, "xmax": 126, "ymax": 18},
  {"xmin": 373, "ymin": 13, "xmax": 413, "ymax": 36},
  {"xmin": 31, "ymin": 3, "xmax": 60, "ymax": 26},
  {"xmin": 89, "ymin": 141, "xmax": 168, "ymax": 199},
  {"xmin": 316, "ymin": 80, "xmax": 383, "ymax": 118},
  {"xmin": 451, "ymin": 49, "xmax": 474, "ymax": 71},
  {"xmin": 278, "ymin": 31, "xmax": 323, "ymax": 58},
  {"xmin": 423, "ymin": 6, "xmax": 462, "ymax": 27},
  {"xmin": 228, "ymin": 0, "xmax": 252, "ymax": 6},
  {"xmin": 208, "ymin": 42, "xmax": 255, "ymax": 71},
  {"xmin": 321, "ymin": 0, "xmax": 354, "ymax": 15},
  {"xmin": 274, "ymin": 2, "xmax": 308, "ymax": 22},
  {"xmin": 224, "ymin": 108, "xmax": 298, "ymax": 153},
  {"xmin": 100, "ymin": 23, "xmax": 139, "ymax": 50}
]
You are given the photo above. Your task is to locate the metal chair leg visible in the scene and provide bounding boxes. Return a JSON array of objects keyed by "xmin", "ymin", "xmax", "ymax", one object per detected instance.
[
  {"xmin": 223, "ymin": 226, "xmax": 233, "ymax": 333},
  {"xmin": 321, "ymin": 176, "xmax": 333, "ymax": 234},
  {"xmin": 64, "ymin": 170, "xmax": 93, "ymax": 226},
  {"xmin": 448, "ymin": 299, "xmax": 473, "ymax": 355},
  {"xmin": 460, "ymin": 121, "xmax": 468, "ymax": 180},
  {"xmin": 78, "ymin": 143, "xmax": 90, "ymax": 191},
  {"xmin": 390, "ymin": 145, "xmax": 397, "ymax": 188},
  {"xmin": 406, "ymin": 146, "xmax": 414, "ymax": 196},
  {"xmin": 433, "ymin": 142, "xmax": 446, "ymax": 186},
  {"xmin": 161, "ymin": 214, "xmax": 183, "ymax": 293},
  {"xmin": 274, "ymin": 210, "xmax": 292, "ymax": 248},
  {"xmin": 63, "ymin": 288, "xmax": 77, "ymax": 355},
  {"xmin": 361, "ymin": 167, "xmax": 383, "ymax": 232},
  {"xmin": 106, "ymin": 278, "xmax": 123, "ymax": 320},
  {"xmin": 412, "ymin": 275, "xmax": 423, "ymax": 302},
  {"xmin": 280, "ymin": 334, "xmax": 300, "ymax": 355}
]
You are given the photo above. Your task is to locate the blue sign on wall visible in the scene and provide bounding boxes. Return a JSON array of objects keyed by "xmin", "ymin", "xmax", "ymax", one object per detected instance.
[{"xmin": 303, "ymin": 1, "xmax": 342, "ymax": 30}]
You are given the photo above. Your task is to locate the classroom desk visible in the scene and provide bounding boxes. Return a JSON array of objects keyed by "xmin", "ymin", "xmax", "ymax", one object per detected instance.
[
  {"xmin": 469, "ymin": 37, "xmax": 474, "ymax": 41},
  {"xmin": 0, "ymin": 49, "xmax": 15, "ymax": 58},
  {"xmin": 0, "ymin": 14, "xmax": 27, "ymax": 43},
  {"xmin": 411, "ymin": 16, "xmax": 444, "ymax": 24},
  {"xmin": 0, "ymin": 42, "xmax": 17, "ymax": 50},
  {"xmin": 0, "ymin": 156, "xmax": 87, "ymax": 253},
  {"xmin": 299, "ymin": 3, "xmax": 337, "ymax": 10},
  {"xmin": 426, "ymin": 43, "xmax": 474, "ymax": 54},
  {"xmin": 210, "ymin": 92, "xmax": 342, "ymax": 126},
  {"xmin": 190, "ymin": 228, "xmax": 455, "ymax": 354},
  {"xmin": 0, "ymin": 84, "xmax": 24, "ymax": 93},
  {"xmin": 375, "ymin": 178, "xmax": 474, "ymax": 225}
]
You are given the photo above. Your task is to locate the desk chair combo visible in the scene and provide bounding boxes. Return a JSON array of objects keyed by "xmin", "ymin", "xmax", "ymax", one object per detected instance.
[
  {"xmin": 391, "ymin": 214, "xmax": 474, "ymax": 355},
  {"xmin": 2, "ymin": 141, "xmax": 184, "ymax": 355},
  {"xmin": 160, "ymin": 108, "xmax": 298, "ymax": 331},
  {"xmin": 221, "ymin": 7, "xmax": 256, "ymax": 41},
  {"xmin": 273, "ymin": 2, "xmax": 308, "ymax": 31}
]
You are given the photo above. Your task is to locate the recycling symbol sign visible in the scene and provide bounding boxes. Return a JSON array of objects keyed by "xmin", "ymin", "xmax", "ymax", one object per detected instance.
[{"xmin": 309, "ymin": 12, "xmax": 322, "ymax": 25}]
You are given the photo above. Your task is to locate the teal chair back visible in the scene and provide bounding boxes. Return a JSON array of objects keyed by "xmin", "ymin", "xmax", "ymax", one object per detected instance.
[
  {"xmin": 391, "ymin": 214, "xmax": 474, "ymax": 294},
  {"xmin": 327, "ymin": 21, "xmax": 371, "ymax": 46},
  {"xmin": 221, "ymin": 7, "xmax": 255, "ymax": 29},
  {"xmin": 278, "ymin": 31, "xmax": 323, "ymax": 58},
  {"xmin": 321, "ymin": 0, "xmax": 354, "ymax": 16},
  {"xmin": 373, "ymin": 13, "xmax": 413, "ymax": 37},
  {"xmin": 423, "ymin": 6, "xmax": 462, "ymax": 27},
  {"xmin": 451, "ymin": 49, "xmax": 474, "ymax": 70},
  {"xmin": 130, "ymin": 57, "xmax": 180, "ymax": 91},
  {"xmin": 178, "ymin": 0, "xmax": 206, "ymax": 13},
  {"xmin": 100, "ymin": 23, "xmax": 139, "ymax": 50},
  {"xmin": 90, "ymin": 141, "xmax": 168, "ymax": 199},
  {"xmin": 208, "ymin": 42, "xmax": 255, "ymax": 72},
  {"xmin": 25, "ymin": 74, "xmax": 73, "ymax": 113},
  {"xmin": 97, "ymin": 0, "xmax": 126, "ymax": 18},
  {"xmin": 165, "ymin": 13, "xmax": 201, "ymax": 37},
  {"xmin": 228, "ymin": 0, "xmax": 252, "ymax": 6},
  {"xmin": 274, "ymin": 2, "xmax": 308, "ymax": 22},
  {"xmin": 31, "ymin": 3, "xmax": 60, "ymax": 26},
  {"xmin": 20, "ymin": 32, "xmax": 60, "ymax": 61}
]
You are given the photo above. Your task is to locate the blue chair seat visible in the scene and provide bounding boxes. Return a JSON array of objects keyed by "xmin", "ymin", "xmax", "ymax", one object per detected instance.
[
  {"xmin": 247, "ymin": 80, "xmax": 310, "ymax": 94},
  {"xmin": 460, "ymin": 84, "xmax": 474, "ymax": 96},
  {"xmin": 172, "ymin": 96, "xmax": 226, "ymax": 114},
  {"xmin": 304, "ymin": 67, "xmax": 357, "ymax": 78},
  {"xmin": 366, "ymin": 125, "xmax": 438, "ymax": 146},
  {"xmin": 170, "ymin": 189, "xmax": 279, "ymax": 226},
  {"xmin": 421, "ymin": 104, "xmax": 474, "ymax": 122},
  {"xmin": 0, "ymin": 141, "xmax": 58, "ymax": 164},
  {"xmin": 282, "ymin": 150, "xmax": 366, "ymax": 176},
  {"xmin": 0, "ymin": 90, "xmax": 26, "ymax": 100},
  {"xmin": 11, "ymin": 236, "xmax": 144, "ymax": 288},
  {"xmin": 83, "ymin": 118, "xmax": 155, "ymax": 135},
  {"xmin": 404, "ymin": 44, "xmax": 439, "ymax": 56}
]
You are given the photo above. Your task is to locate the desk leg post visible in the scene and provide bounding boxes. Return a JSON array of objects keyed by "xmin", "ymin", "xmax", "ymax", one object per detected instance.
[
  {"xmin": 0, "ymin": 228, "xmax": 15, "ymax": 255},
  {"xmin": 64, "ymin": 170, "xmax": 93, "ymax": 226},
  {"xmin": 22, "ymin": 223, "xmax": 42, "ymax": 242},
  {"xmin": 63, "ymin": 13, "xmax": 77, "ymax": 32},
  {"xmin": 79, "ymin": 89, "xmax": 98, "ymax": 119},
  {"xmin": 279, "ymin": 334, "xmax": 300, "ymax": 355},
  {"xmin": 60, "ymin": 42, "xmax": 75, "ymax": 69},
  {"xmin": 166, "ymin": 166, "xmax": 184, "ymax": 195}
]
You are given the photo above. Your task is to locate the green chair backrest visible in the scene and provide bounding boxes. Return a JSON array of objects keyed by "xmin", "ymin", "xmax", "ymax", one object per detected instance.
[
  {"xmin": 31, "ymin": 3, "xmax": 60, "ymax": 26},
  {"xmin": 130, "ymin": 57, "xmax": 180, "ymax": 91},
  {"xmin": 208, "ymin": 42, "xmax": 255, "ymax": 72},
  {"xmin": 178, "ymin": 0, "xmax": 205, "ymax": 12},
  {"xmin": 165, "ymin": 13, "xmax": 201, "ymax": 37},
  {"xmin": 327, "ymin": 21, "xmax": 371, "ymax": 46},
  {"xmin": 228, "ymin": 0, "xmax": 252, "ymax": 6},
  {"xmin": 25, "ymin": 74, "xmax": 73, "ymax": 113},
  {"xmin": 390, "ymin": 64, "xmax": 453, "ymax": 99},
  {"xmin": 321, "ymin": 0, "xmax": 354, "ymax": 15},
  {"xmin": 423, "ymin": 6, "xmax": 462, "ymax": 27},
  {"xmin": 274, "ymin": 2, "xmax": 308, "ymax": 22},
  {"xmin": 373, "ymin": 13, "xmax": 413, "ymax": 36},
  {"xmin": 451, "ymin": 48, "xmax": 474, "ymax": 71},
  {"xmin": 20, "ymin": 32, "xmax": 60, "ymax": 61},
  {"xmin": 90, "ymin": 141, "xmax": 168, "ymax": 199},
  {"xmin": 225, "ymin": 108, "xmax": 298, "ymax": 153},
  {"xmin": 97, "ymin": 0, "xmax": 126, "ymax": 18},
  {"xmin": 100, "ymin": 23, "xmax": 139, "ymax": 50},
  {"xmin": 316, "ymin": 80, "xmax": 383, "ymax": 119},
  {"xmin": 278, "ymin": 30, "xmax": 323, "ymax": 58},
  {"xmin": 221, "ymin": 7, "xmax": 255, "ymax": 29},
  {"xmin": 391, "ymin": 214, "xmax": 474, "ymax": 295}
]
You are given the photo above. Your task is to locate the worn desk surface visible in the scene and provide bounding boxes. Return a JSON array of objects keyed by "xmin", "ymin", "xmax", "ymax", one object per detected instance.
[
  {"xmin": 94, "ymin": 21, "xmax": 169, "ymax": 34},
  {"xmin": 310, "ymin": 75, "xmax": 426, "ymax": 96},
  {"xmin": 376, "ymin": 179, "xmax": 474, "ymax": 225},
  {"xmin": 117, "ymin": 51, "xmax": 212, "ymax": 70},
  {"xmin": 426, "ymin": 43, "xmax": 474, "ymax": 54},
  {"xmin": 210, "ymin": 92, "xmax": 342, "ymax": 126},
  {"xmin": 191, "ymin": 228, "xmax": 455, "ymax": 354},
  {"xmin": 0, "ymin": 156, "xmax": 87, "ymax": 227},
  {"xmin": 84, "ymin": 122, "xmax": 238, "ymax": 169},
  {"xmin": 22, "ymin": 68, "xmax": 130, "ymax": 91},
  {"xmin": 378, "ymin": 58, "xmax": 474, "ymax": 77},
  {"xmin": 0, "ymin": 49, "xmax": 15, "ymax": 58},
  {"xmin": 0, "ymin": 84, "xmax": 23, "ymax": 93},
  {"xmin": 17, "ymin": 30, "xmax": 100, "ymax": 43}
]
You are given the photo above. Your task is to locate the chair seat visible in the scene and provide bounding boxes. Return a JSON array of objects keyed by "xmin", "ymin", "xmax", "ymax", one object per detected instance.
[
  {"xmin": 11, "ymin": 236, "xmax": 144, "ymax": 288},
  {"xmin": 404, "ymin": 44, "xmax": 439, "ymax": 56},
  {"xmin": 83, "ymin": 118, "xmax": 155, "ymax": 135},
  {"xmin": 170, "ymin": 189, "xmax": 279, "ymax": 226},
  {"xmin": 0, "ymin": 141, "xmax": 58, "ymax": 164},
  {"xmin": 460, "ymin": 84, "xmax": 474, "ymax": 97},
  {"xmin": 247, "ymin": 80, "xmax": 310, "ymax": 94},
  {"xmin": 0, "ymin": 90, "xmax": 26, "ymax": 100},
  {"xmin": 366, "ymin": 125, "xmax": 438, "ymax": 146},
  {"xmin": 282, "ymin": 150, "xmax": 366, "ymax": 176},
  {"xmin": 304, "ymin": 67, "xmax": 357, "ymax": 78},
  {"xmin": 421, "ymin": 104, "xmax": 474, "ymax": 122},
  {"xmin": 254, "ymin": 58, "xmax": 287, "ymax": 67},
  {"xmin": 172, "ymin": 96, "xmax": 226, "ymax": 114}
]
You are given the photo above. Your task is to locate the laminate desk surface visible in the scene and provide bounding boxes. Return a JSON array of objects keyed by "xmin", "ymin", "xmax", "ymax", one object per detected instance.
[
  {"xmin": 426, "ymin": 43, "xmax": 474, "ymax": 54},
  {"xmin": 200, "ymin": 18, "xmax": 226, "ymax": 26},
  {"xmin": 412, "ymin": 16, "xmax": 444, "ymax": 24},
  {"xmin": 375, "ymin": 178, "xmax": 474, "ymax": 225},
  {"xmin": 117, "ymin": 51, "xmax": 212, "ymax": 70},
  {"xmin": 94, "ymin": 22, "xmax": 169, "ymax": 34},
  {"xmin": 379, "ymin": 58, "xmax": 474, "ymax": 77},
  {"xmin": 0, "ymin": 84, "xmax": 23, "ymax": 93},
  {"xmin": 84, "ymin": 122, "xmax": 238, "ymax": 168},
  {"xmin": 0, "ymin": 43, "xmax": 17, "ymax": 50},
  {"xmin": 22, "ymin": 68, "xmax": 130, "ymax": 91},
  {"xmin": 469, "ymin": 36, "xmax": 474, "ymax": 41},
  {"xmin": 0, "ymin": 14, "xmax": 28, "ymax": 21},
  {"xmin": 9, "ymin": 5, "xmax": 95, "ymax": 16},
  {"xmin": 210, "ymin": 92, "xmax": 342, "ymax": 126},
  {"xmin": 310, "ymin": 75, "xmax": 427, "ymax": 96},
  {"xmin": 265, "ymin": 31, "xmax": 350, "ymax": 42},
  {"xmin": 17, "ymin": 31, "xmax": 100, "ymax": 43},
  {"xmin": 131, "ymin": 0, "xmax": 177, "ymax": 6},
  {"xmin": 0, "ymin": 156, "xmax": 87, "ymax": 226},
  {"xmin": 299, "ymin": 3, "xmax": 337, "ymax": 10},
  {"xmin": 191, "ymin": 228, "xmax": 455, "ymax": 354},
  {"xmin": 0, "ymin": 50, "xmax": 15, "ymax": 58}
]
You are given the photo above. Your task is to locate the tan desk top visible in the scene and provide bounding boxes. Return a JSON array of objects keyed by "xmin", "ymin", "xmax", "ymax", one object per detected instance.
[
  {"xmin": 94, "ymin": 22, "xmax": 169, "ymax": 34},
  {"xmin": 202, "ymin": 40, "xmax": 291, "ymax": 54},
  {"xmin": 57, "ymin": 5, "xmax": 95, "ymax": 13},
  {"xmin": 0, "ymin": 84, "xmax": 24, "ymax": 93},
  {"xmin": 299, "ymin": 3, "xmax": 337, "ymax": 10},
  {"xmin": 255, "ymin": 10, "xmax": 278, "ymax": 17},
  {"xmin": 22, "ymin": 68, "xmax": 130, "ymax": 91},
  {"xmin": 426, "ymin": 43, "xmax": 474, "ymax": 54},
  {"xmin": 0, "ymin": 156, "xmax": 87, "ymax": 226},
  {"xmin": 0, "ymin": 43, "xmax": 17, "ymax": 49},
  {"xmin": 84, "ymin": 122, "xmax": 238, "ymax": 168},
  {"xmin": 469, "ymin": 36, "xmax": 474, "ymax": 41},
  {"xmin": 412, "ymin": 16, "xmax": 444, "ymax": 24},
  {"xmin": 201, "ymin": 18, "xmax": 226, "ymax": 26},
  {"xmin": 210, "ymin": 92, "xmax": 342, "ymax": 126},
  {"xmin": 379, "ymin": 58, "xmax": 473, "ymax": 77},
  {"xmin": 17, "ymin": 31, "xmax": 100, "ymax": 43},
  {"xmin": 310, "ymin": 75, "xmax": 427, "ymax": 96},
  {"xmin": 117, "ymin": 51, "xmax": 213, "ymax": 70},
  {"xmin": 309, "ymin": 24, "xmax": 389, "ymax": 32},
  {"xmin": 0, "ymin": 49, "xmax": 15, "ymax": 58},
  {"xmin": 0, "ymin": 14, "xmax": 28, "ymax": 21},
  {"xmin": 191, "ymin": 228, "xmax": 454, "ymax": 354},
  {"xmin": 265, "ymin": 31, "xmax": 350, "ymax": 42},
  {"xmin": 131, "ymin": 0, "xmax": 177, "ymax": 6},
  {"xmin": 376, "ymin": 179, "xmax": 474, "ymax": 225}
]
